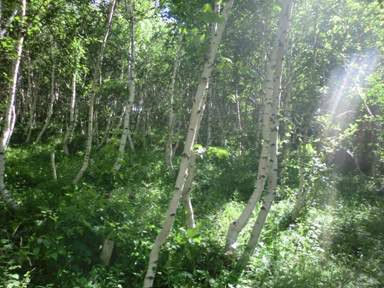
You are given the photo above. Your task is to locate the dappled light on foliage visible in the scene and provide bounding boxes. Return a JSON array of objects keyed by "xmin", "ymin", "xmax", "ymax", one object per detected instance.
[{"xmin": 0, "ymin": 0, "xmax": 384, "ymax": 287}]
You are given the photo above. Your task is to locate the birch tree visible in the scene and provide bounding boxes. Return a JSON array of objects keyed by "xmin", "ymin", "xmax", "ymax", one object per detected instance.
[
  {"xmin": 73, "ymin": 0, "xmax": 117, "ymax": 184},
  {"xmin": 235, "ymin": 0, "xmax": 293, "ymax": 269},
  {"xmin": 165, "ymin": 34, "xmax": 183, "ymax": 171},
  {"xmin": 35, "ymin": 64, "xmax": 56, "ymax": 144},
  {"xmin": 225, "ymin": 0, "xmax": 293, "ymax": 253},
  {"xmin": 25, "ymin": 53, "xmax": 36, "ymax": 143},
  {"xmin": 63, "ymin": 69, "xmax": 78, "ymax": 154},
  {"xmin": 0, "ymin": 0, "xmax": 26, "ymax": 208},
  {"xmin": 143, "ymin": 1, "xmax": 235, "ymax": 286},
  {"xmin": 114, "ymin": 0, "xmax": 136, "ymax": 171},
  {"xmin": 182, "ymin": 152, "xmax": 197, "ymax": 228}
]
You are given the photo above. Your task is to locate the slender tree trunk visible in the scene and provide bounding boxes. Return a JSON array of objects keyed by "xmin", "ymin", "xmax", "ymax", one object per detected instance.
[
  {"xmin": 114, "ymin": 0, "xmax": 136, "ymax": 171},
  {"xmin": 97, "ymin": 99, "xmax": 116, "ymax": 149},
  {"xmin": 165, "ymin": 34, "xmax": 182, "ymax": 170},
  {"xmin": 238, "ymin": 139, "xmax": 278, "ymax": 268},
  {"xmin": 143, "ymin": 1, "xmax": 234, "ymax": 286},
  {"xmin": 50, "ymin": 151, "xmax": 57, "ymax": 181},
  {"xmin": 206, "ymin": 83, "xmax": 213, "ymax": 146},
  {"xmin": 225, "ymin": 0, "xmax": 293, "ymax": 253},
  {"xmin": 236, "ymin": 2, "xmax": 293, "ymax": 266},
  {"xmin": 25, "ymin": 56, "xmax": 36, "ymax": 143},
  {"xmin": 35, "ymin": 64, "xmax": 56, "ymax": 144},
  {"xmin": 73, "ymin": 0, "xmax": 117, "ymax": 184},
  {"xmin": 0, "ymin": 0, "xmax": 26, "ymax": 208},
  {"xmin": 0, "ymin": 7, "xmax": 17, "ymax": 39},
  {"xmin": 182, "ymin": 153, "xmax": 197, "ymax": 229},
  {"xmin": 291, "ymin": 144, "xmax": 307, "ymax": 219},
  {"xmin": 63, "ymin": 70, "xmax": 77, "ymax": 154}
]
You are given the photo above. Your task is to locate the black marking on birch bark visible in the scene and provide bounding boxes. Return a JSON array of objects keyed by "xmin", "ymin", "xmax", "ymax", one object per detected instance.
[
  {"xmin": 260, "ymin": 206, "xmax": 266, "ymax": 210},
  {"xmin": 182, "ymin": 152, "xmax": 189, "ymax": 159},
  {"xmin": 170, "ymin": 213, "xmax": 176, "ymax": 217},
  {"xmin": 146, "ymin": 276, "xmax": 155, "ymax": 280}
]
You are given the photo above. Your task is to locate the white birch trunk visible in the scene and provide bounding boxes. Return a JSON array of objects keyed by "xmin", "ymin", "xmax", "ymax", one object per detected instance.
[
  {"xmin": 165, "ymin": 34, "xmax": 182, "ymax": 170},
  {"xmin": 182, "ymin": 153, "xmax": 197, "ymax": 229},
  {"xmin": 143, "ymin": 1, "xmax": 234, "ymax": 286},
  {"xmin": 0, "ymin": 0, "xmax": 26, "ymax": 208},
  {"xmin": 291, "ymin": 145, "xmax": 307, "ymax": 219},
  {"xmin": 25, "ymin": 53, "xmax": 36, "ymax": 143},
  {"xmin": 50, "ymin": 151, "xmax": 57, "ymax": 181},
  {"xmin": 35, "ymin": 64, "xmax": 56, "ymax": 144},
  {"xmin": 236, "ymin": 0, "xmax": 293, "ymax": 263},
  {"xmin": 97, "ymin": 101, "xmax": 115, "ymax": 149},
  {"xmin": 206, "ymin": 83, "xmax": 213, "ymax": 146},
  {"xmin": 239, "ymin": 141, "xmax": 278, "ymax": 268},
  {"xmin": 100, "ymin": 238, "xmax": 114, "ymax": 265},
  {"xmin": 63, "ymin": 70, "xmax": 77, "ymax": 154},
  {"xmin": 225, "ymin": 0, "xmax": 293, "ymax": 252},
  {"xmin": 73, "ymin": 0, "xmax": 117, "ymax": 184},
  {"xmin": 0, "ymin": 7, "xmax": 17, "ymax": 39},
  {"xmin": 114, "ymin": 0, "xmax": 136, "ymax": 171}
]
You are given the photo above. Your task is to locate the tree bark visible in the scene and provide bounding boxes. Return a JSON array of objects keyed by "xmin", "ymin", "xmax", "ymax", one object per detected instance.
[
  {"xmin": 236, "ymin": 1, "xmax": 293, "ymax": 267},
  {"xmin": 114, "ymin": 0, "xmax": 136, "ymax": 171},
  {"xmin": 50, "ymin": 151, "xmax": 57, "ymax": 181},
  {"xmin": 25, "ymin": 53, "xmax": 36, "ymax": 143},
  {"xmin": 0, "ymin": 0, "xmax": 26, "ymax": 208},
  {"xmin": 73, "ymin": 0, "xmax": 117, "ymax": 184},
  {"xmin": 182, "ymin": 153, "xmax": 197, "ymax": 229},
  {"xmin": 143, "ymin": 1, "xmax": 234, "ymax": 287},
  {"xmin": 35, "ymin": 64, "xmax": 56, "ymax": 144},
  {"xmin": 165, "ymin": 34, "xmax": 182, "ymax": 171},
  {"xmin": 63, "ymin": 70, "xmax": 77, "ymax": 154},
  {"xmin": 291, "ymin": 144, "xmax": 307, "ymax": 219},
  {"xmin": 225, "ymin": 0, "xmax": 293, "ymax": 253}
]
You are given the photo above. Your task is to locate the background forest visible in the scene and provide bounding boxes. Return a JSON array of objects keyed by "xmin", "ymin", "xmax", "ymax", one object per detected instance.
[{"xmin": 1, "ymin": 0, "xmax": 384, "ymax": 287}]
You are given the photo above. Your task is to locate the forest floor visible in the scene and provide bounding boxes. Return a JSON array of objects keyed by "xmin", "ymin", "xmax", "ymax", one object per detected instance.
[{"xmin": 1, "ymin": 144, "xmax": 383, "ymax": 287}]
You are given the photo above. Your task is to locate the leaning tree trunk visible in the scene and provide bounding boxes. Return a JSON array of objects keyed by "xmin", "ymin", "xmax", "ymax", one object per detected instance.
[
  {"xmin": 35, "ymin": 64, "xmax": 56, "ymax": 144},
  {"xmin": 143, "ymin": 1, "xmax": 234, "ymax": 287},
  {"xmin": 236, "ymin": 1, "xmax": 293, "ymax": 267},
  {"xmin": 114, "ymin": 0, "xmax": 136, "ymax": 171},
  {"xmin": 181, "ymin": 153, "xmax": 197, "ymax": 229},
  {"xmin": 0, "ymin": 0, "xmax": 26, "ymax": 208},
  {"xmin": 238, "ymin": 135, "xmax": 278, "ymax": 269},
  {"xmin": 73, "ymin": 0, "xmax": 117, "ymax": 184},
  {"xmin": 225, "ymin": 0, "xmax": 293, "ymax": 253}
]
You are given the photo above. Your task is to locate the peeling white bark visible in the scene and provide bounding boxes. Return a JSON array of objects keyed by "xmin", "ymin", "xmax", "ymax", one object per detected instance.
[
  {"xmin": 114, "ymin": 0, "xmax": 136, "ymax": 171},
  {"xmin": 50, "ymin": 151, "xmax": 57, "ymax": 181},
  {"xmin": 143, "ymin": 1, "xmax": 234, "ymax": 286},
  {"xmin": 182, "ymin": 153, "xmax": 197, "ymax": 229},
  {"xmin": 0, "ymin": 0, "xmax": 26, "ymax": 208},
  {"xmin": 225, "ymin": 0, "xmax": 293, "ymax": 253},
  {"xmin": 63, "ymin": 70, "xmax": 77, "ymax": 154},
  {"xmin": 73, "ymin": 0, "xmax": 117, "ymax": 184},
  {"xmin": 165, "ymin": 34, "xmax": 182, "ymax": 171},
  {"xmin": 35, "ymin": 64, "xmax": 56, "ymax": 144}
]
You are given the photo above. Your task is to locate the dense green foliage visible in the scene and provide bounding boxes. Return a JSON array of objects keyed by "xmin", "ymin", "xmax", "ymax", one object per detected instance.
[{"xmin": 1, "ymin": 0, "xmax": 383, "ymax": 287}]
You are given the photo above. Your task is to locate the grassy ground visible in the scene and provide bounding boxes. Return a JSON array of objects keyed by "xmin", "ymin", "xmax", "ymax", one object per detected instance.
[{"xmin": 1, "ymin": 145, "xmax": 383, "ymax": 287}]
